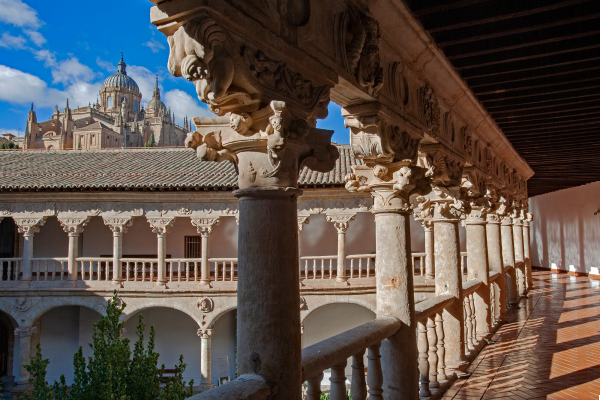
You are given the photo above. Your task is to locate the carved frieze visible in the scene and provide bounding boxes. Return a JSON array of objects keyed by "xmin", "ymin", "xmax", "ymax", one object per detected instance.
[{"xmin": 419, "ymin": 85, "xmax": 440, "ymax": 138}]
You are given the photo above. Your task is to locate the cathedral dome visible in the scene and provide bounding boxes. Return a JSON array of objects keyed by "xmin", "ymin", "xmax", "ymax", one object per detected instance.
[{"xmin": 101, "ymin": 56, "xmax": 140, "ymax": 92}]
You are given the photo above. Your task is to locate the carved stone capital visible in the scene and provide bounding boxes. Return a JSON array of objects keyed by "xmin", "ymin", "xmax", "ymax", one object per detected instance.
[
  {"xmin": 197, "ymin": 328, "xmax": 213, "ymax": 340},
  {"xmin": 326, "ymin": 213, "xmax": 356, "ymax": 233},
  {"xmin": 462, "ymin": 206, "xmax": 488, "ymax": 225},
  {"xmin": 191, "ymin": 218, "xmax": 220, "ymax": 237},
  {"xmin": 414, "ymin": 186, "xmax": 466, "ymax": 222},
  {"xmin": 421, "ymin": 220, "xmax": 433, "ymax": 231},
  {"xmin": 525, "ymin": 213, "xmax": 534, "ymax": 224},
  {"xmin": 501, "ymin": 216, "xmax": 513, "ymax": 226},
  {"xmin": 418, "ymin": 146, "xmax": 465, "ymax": 189},
  {"xmin": 58, "ymin": 216, "xmax": 91, "ymax": 236},
  {"xmin": 103, "ymin": 217, "xmax": 134, "ymax": 236},
  {"xmin": 147, "ymin": 217, "xmax": 174, "ymax": 236},
  {"xmin": 486, "ymin": 213, "xmax": 501, "ymax": 224},
  {"xmin": 14, "ymin": 326, "xmax": 37, "ymax": 337},
  {"xmin": 14, "ymin": 217, "xmax": 46, "ymax": 236},
  {"xmin": 297, "ymin": 214, "xmax": 310, "ymax": 231}
]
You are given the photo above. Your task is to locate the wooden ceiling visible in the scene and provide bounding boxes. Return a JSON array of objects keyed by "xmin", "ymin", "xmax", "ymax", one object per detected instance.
[{"xmin": 405, "ymin": 0, "xmax": 600, "ymax": 197}]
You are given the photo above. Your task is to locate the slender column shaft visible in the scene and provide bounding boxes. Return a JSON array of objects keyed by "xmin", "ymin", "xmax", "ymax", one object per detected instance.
[
  {"xmin": 201, "ymin": 233, "xmax": 210, "ymax": 284},
  {"xmin": 523, "ymin": 220, "xmax": 533, "ymax": 290},
  {"xmin": 336, "ymin": 229, "xmax": 347, "ymax": 282},
  {"xmin": 198, "ymin": 329, "xmax": 215, "ymax": 391},
  {"xmin": 15, "ymin": 327, "xmax": 36, "ymax": 385},
  {"xmin": 486, "ymin": 218, "xmax": 506, "ymax": 316},
  {"xmin": 513, "ymin": 220, "xmax": 526, "ymax": 296},
  {"xmin": 433, "ymin": 219, "xmax": 466, "ymax": 369},
  {"xmin": 21, "ymin": 233, "xmax": 34, "ymax": 283},
  {"xmin": 112, "ymin": 232, "xmax": 123, "ymax": 282},
  {"xmin": 67, "ymin": 233, "xmax": 79, "ymax": 281},
  {"xmin": 424, "ymin": 222, "xmax": 434, "ymax": 279},
  {"xmin": 235, "ymin": 188, "xmax": 301, "ymax": 398},
  {"xmin": 157, "ymin": 233, "xmax": 167, "ymax": 285},
  {"xmin": 465, "ymin": 221, "xmax": 491, "ymax": 338},
  {"xmin": 501, "ymin": 218, "xmax": 519, "ymax": 305},
  {"xmin": 374, "ymin": 210, "xmax": 418, "ymax": 399}
]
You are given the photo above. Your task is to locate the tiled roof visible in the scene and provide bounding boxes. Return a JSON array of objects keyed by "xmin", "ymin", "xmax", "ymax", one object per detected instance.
[{"xmin": 0, "ymin": 146, "xmax": 360, "ymax": 191}]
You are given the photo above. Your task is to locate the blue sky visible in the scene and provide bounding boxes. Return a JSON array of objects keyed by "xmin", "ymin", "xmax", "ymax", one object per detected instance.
[{"xmin": 0, "ymin": 0, "xmax": 348, "ymax": 143}]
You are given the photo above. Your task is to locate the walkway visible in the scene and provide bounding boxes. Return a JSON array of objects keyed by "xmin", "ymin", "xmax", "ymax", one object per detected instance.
[{"xmin": 441, "ymin": 270, "xmax": 600, "ymax": 400}]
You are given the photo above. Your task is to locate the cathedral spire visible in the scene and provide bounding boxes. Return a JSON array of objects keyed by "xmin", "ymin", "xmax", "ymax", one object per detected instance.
[
  {"xmin": 117, "ymin": 51, "xmax": 127, "ymax": 75},
  {"xmin": 152, "ymin": 76, "xmax": 160, "ymax": 100}
]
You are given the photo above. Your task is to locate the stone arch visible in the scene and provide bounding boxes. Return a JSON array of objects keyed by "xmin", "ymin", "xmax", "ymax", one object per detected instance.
[
  {"xmin": 202, "ymin": 297, "xmax": 238, "ymax": 329},
  {"xmin": 21, "ymin": 296, "xmax": 108, "ymax": 327},
  {"xmin": 0, "ymin": 310, "xmax": 17, "ymax": 378},
  {"xmin": 121, "ymin": 298, "xmax": 201, "ymax": 327},
  {"xmin": 300, "ymin": 297, "xmax": 376, "ymax": 325}
]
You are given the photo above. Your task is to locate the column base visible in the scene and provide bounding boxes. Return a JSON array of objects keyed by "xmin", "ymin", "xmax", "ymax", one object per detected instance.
[
  {"xmin": 197, "ymin": 382, "xmax": 215, "ymax": 392},
  {"xmin": 11, "ymin": 382, "xmax": 33, "ymax": 398},
  {"xmin": 154, "ymin": 280, "xmax": 168, "ymax": 289},
  {"xmin": 17, "ymin": 280, "xmax": 31, "ymax": 289},
  {"xmin": 335, "ymin": 277, "xmax": 349, "ymax": 286},
  {"xmin": 446, "ymin": 361, "xmax": 470, "ymax": 377},
  {"xmin": 111, "ymin": 279, "xmax": 124, "ymax": 288},
  {"xmin": 200, "ymin": 280, "xmax": 213, "ymax": 289}
]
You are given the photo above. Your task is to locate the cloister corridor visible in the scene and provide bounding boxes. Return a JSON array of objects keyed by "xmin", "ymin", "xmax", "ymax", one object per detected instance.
[{"xmin": 441, "ymin": 270, "xmax": 600, "ymax": 400}]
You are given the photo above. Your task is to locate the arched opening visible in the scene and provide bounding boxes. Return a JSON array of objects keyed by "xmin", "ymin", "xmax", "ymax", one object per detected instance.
[
  {"xmin": 0, "ymin": 218, "xmax": 18, "ymax": 281},
  {"xmin": 0, "ymin": 312, "xmax": 16, "ymax": 389},
  {"xmin": 38, "ymin": 305, "xmax": 102, "ymax": 384},
  {"xmin": 302, "ymin": 303, "xmax": 375, "ymax": 385},
  {"xmin": 123, "ymin": 307, "xmax": 201, "ymax": 384},
  {"xmin": 209, "ymin": 309, "xmax": 237, "ymax": 386},
  {"xmin": 107, "ymin": 96, "xmax": 113, "ymax": 109}
]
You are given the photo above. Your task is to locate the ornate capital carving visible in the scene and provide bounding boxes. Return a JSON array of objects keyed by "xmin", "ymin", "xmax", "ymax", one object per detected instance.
[
  {"xmin": 297, "ymin": 214, "xmax": 310, "ymax": 231},
  {"xmin": 14, "ymin": 326, "xmax": 37, "ymax": 337},
  {"xmin": 14, "ymin": 217, "xmax": 46, "ymax": 236},
  {"xmin": 326, "ymin": 213, "xmax": 356, "ymax": 233},
  {"xmin": 462, "ymin": 207, "xmax": 488, "ymax": 225},
  {"xmin": 191, "ymin": 218, "xmax": 220, "ymax": 237},
  {"xmin": 418, "ymin": 147, "xmax": 465, "ymax": 189},
  {"xmin": 501, "ymin": 216, "xmax": 513, "ymax": 226},
  {"xmin": 197, "ymin": 328, "xmax": 213, "ymax": 339},
  {"xmin": 421, "ymin": 220, "xmax": 433, "ymax": 231},
  {"xmin": 147, "ymin": 217, "xmax": 174, "ymax": 236},
  {"xmin": 486, "ymin": 213, "xmax": 501, "ymax": 224},
  {"xmin": 103, "ymin": 216, "xmax": 134, "ymax": 235},
  {"xmin": 58, "ymin": 216, "xmax": 91, "ymax": 236},
  {"xmin": 414, "ymin": 192, "xmax": 465, "ymax": 222}
]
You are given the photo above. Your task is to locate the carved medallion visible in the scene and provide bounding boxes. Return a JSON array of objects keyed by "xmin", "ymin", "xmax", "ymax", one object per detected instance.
[
  {"xmin": 198, "ymin": 297, "xmax": 214, "ymax": 313},
  {"xmin": 15, "ymin": 297, "xmax": 32, "ymax": 312},
  {"xmin": 299, "ymin": 296, "xmax": 307, "ymax": 310}
]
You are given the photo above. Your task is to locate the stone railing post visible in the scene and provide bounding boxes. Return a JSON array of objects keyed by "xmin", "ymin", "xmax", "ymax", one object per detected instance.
[
  {"xmin": 154, "ymin": 12, "xmax": 339, "ymax": 396},
  {"xmin": 14, "ymin": 326, "xmax": 37, "ymax": 389},
  {"xmin": 103, "ymin": 217, "xmax": 133, "ymax": 285},
  {"xmin": 422, "ymin": 221, "xmax": 434, "ymax": 280},
  {"xmin": 58, "ymin": 216, "xmax": 91, "ymax": 282},
  {"xmin": 501, "ymin": 215, "xmax": 519, "ymax": 306},
  {"xmin": 344, "ymin": 101, "xmax": 422, "ymax": 399},
  {"xmin": 414, "ymin": 146, "xmax": 467, "ymax": 373},
  {"xmin": 14, "ymin": 217, "xmax": 46, "ymax": 287},
  {"xmin": 512, "ymin": 210, "xmax": 526, "ymax": 297},
  {"xmin": 197, "ymin": 328, "xmax": 215, "ymax": 391},
  {"xmin": 523, "ymin": 213, "xmax": 534, "ymax": 290},
  {"xmin": 486, "ymin": 212, "xmax": 507, "ymax": 320},
  {"xmin": 326, "ymin": 213, "xmax": 356, "ymax": 284},
  {"xmin": 191, "ymin": 218, "xmax": 220, "ymax": 287},
  {"xmin": 147, "ymin": 217, "xmax": 174, "ymax": 287}
]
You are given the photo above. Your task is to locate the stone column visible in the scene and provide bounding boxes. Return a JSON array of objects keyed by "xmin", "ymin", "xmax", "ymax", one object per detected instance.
[
  {"xmin": 501, "ymin": 216, "xmax": 519, "ymax": 306},
  {"xmin": 463, "ymin": 208, "xmax": 491, "ymax": 339},
  {"xmin": 512, "ymin": 212, "xmax": 526, "ymax": 297},
  {"xmin": 326, "ymin": 213, "xmax": 356, "ymax": 284},
  {"xmin": 415, "ymin": 146, "xmax": 467, "ymax": 372},
  {"xmin": 486, "ymin": 213, "xmax": 507, "ymax": 318},
  {"xmin": 344, "ymin": 102, "xmax": 423, "ymax": 400},
  {"xmin": 147, "ymin": 218, "xmax": 174, "ymax": 287},
  {"xmin": 197, "ymin": 328, "xmax": 215, "ymax": 391},
  {"xmin": 523, "ymin": 213, "xmax": 534, "ymax": 290},
  {"xmin": 58, "ymin": 217, "xmax": 90, "ymax": 282},
  {"xmin": 14, "ymin": 326, "xmax": 37, "ymax": 389},
  {"xmin": 423, "ymin": 221, "xmax": 434, "ymax": 280},
  {"xmin": 103, "ymin": 217, "xmax": 133, "ymax": 285},
  {"xmin": 14, "ymin": 217, "xmax": 46, "ymax": 287},
  {"xmin": 191, "ymin": 218, "xmax": 220, "ymax": 287}
]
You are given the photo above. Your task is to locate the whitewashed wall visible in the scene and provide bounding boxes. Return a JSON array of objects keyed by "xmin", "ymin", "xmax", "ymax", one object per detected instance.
[{"xmin": 530, "ymin": 181, "xmax": 600, "ymax": 276}]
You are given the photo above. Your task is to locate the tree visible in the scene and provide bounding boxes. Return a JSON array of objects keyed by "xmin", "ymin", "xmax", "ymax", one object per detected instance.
[
  {"xmin": 145, "ymin": 135, "xmax": 154, "ymax": 147},
  {"xmin": 21, "ymin": 292, "xmax": 194, "ymax": 400},
  {"xmin": 0, "ymin": 141, "xmax": 18, "ymax": 149}
]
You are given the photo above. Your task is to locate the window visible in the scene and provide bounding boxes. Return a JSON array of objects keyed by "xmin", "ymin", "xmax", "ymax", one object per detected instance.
[
  {"xmin": 134, "ymin": 100, "xmax": 138, "ymax": 111},
  {"xmin": 107, "ymin": 96, "xmax": 113, "ymax": 108},
  {"xmin": 185, "ymin": 236, "xmax": 202, "ymax": 258}
]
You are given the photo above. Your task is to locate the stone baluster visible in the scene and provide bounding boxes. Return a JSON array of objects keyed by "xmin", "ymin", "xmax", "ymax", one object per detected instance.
[
  {"xmin": 427, "ymin": 316, "xmax": 439, "ymax": 389},
  {"xmin": 486, "ymin": 210, "xmax": 507, "ymax": 321},
  {"xmin": 306, "ymin": 372, "xmax": 324, "ymax": 400},
  {"xmin": 367, "ymin": 343, "xmax": 384, "ymax": 400},
  {"xmin": 191, "ymin": 218, "xmax": 220, "ymax": 286},
  {"xmin": 13, "ymin": 217, "xmax": 46, "ymax": 287},
  {"xmin": 435, "ymin": 313, "xmax": 446, "ymax": 381},
  {"xmin": 344, "ymin": 102, "xmax": 422, "ymax": 399},
  {"xmin": 523, "ymin": 213, "xmax": 534, "ymax": 291},
  {"xmin": 326, "ymin": 213, "xmax": 356, "ymax": 283},
  {"xmin": 103, "ymin": 217, "xmax": 133, "ymax": 285},
  {"xmin": 14, "ymin": 326, "xmax": 37, "ymax": 390},
  {"xmin": 464, "ymin": 296, "xmax": 474, "ymax": 352},
  {"xmin": 512, "ymin": 208, "xmax": 526, "ymax": 297},
  {"xmin": 58, "ymin": 216, "xmax": 91, "ymax": 282},
  {"xmin": 501, "ymin": 215, "xmax": 519, "ymax": 306},
  {"xmin": 351, "ymin": 349, "xmax": 367, "ymax": 400},
  {"xmin": 469, "ymin": 294, "xmax": 478, "ymax": 345},
  {"xmin": 417, "ymin": 320, "xmax": 431, "ymax": 397},
  {"xmin": 414, "ymin": 146, "xmax": 468, "ymax": 373},
  {"xmin": 329, "ymin": 360, "xmax": 348, "ymax": 400},
  {"xmin": 423, "ymin": 221, "xmax": 434, "ymax": 279},
  {"xmin": 147, "ymin": 217, "xmax": 174, "ymax": 287},
  {"xmin": 490, "ymin": 281, "xmax": 497, "ymax": 326},
  {"xmin": 197, "ymin": 328, "xmax": 215, "ymax": 391}
]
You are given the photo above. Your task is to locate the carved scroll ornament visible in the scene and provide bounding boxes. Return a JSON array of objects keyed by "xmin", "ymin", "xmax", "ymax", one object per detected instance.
[{"xmin": 419, "ymin": 85, "xmax": 440, "ymax": 138}]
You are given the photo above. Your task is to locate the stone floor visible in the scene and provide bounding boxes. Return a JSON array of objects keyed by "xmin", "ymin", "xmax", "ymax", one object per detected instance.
[{"xmin": 441, "ymin": 270, "xmax": 600, "ymax": 400}]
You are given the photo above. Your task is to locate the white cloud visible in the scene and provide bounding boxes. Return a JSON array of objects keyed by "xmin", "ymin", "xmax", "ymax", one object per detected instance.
[
  {"xmin": 24, "ymin": 29, "xmax": 44, "ymax": 46},
  {"xmin": 163, "ymin": 89, "xmax": 212, "ymax": 121},
  {"xmin": 51, "ymin": 57, "xmax": 96, "ymax": 85},
  {"xmin": 0, "ymin": 31, "xmax": 27, "ymax": 49},
  {"xmin": 96, "ymin": 57, "xmax": 115, "ymax": 73},
  {"xmin": 0, "ymin": 0, "xmax": 41, "ymax": 28},
  {"xmin": 128, "ymin": 65, "xmax": 159, "ymax": 104},
  {"xmin": 34, "ymin": 49, "xmax": 56, "ymax": 66},
  {"xmin": 143, "ymin": 37, "xmax": 166, "ymax": 53}
]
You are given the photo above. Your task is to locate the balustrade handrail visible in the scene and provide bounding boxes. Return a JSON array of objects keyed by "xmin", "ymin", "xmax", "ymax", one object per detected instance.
[
  {"xmin": 489, "ymin": 271, "xmax": 501, "ymax": 283},
  {"xmin": 120, "ymin": 257, "xmax": 158, "ymax": 262},
  {"xmin": 0, "ymin": 257, "xmax": 23, "ymax": 261},
  {"xmin": 31, "ymin": 257, "xmax": 68, "ymax": 261},
  {"xmin": 75, "ymin": 257, "xmax": 111, "ymax": 261},
  {"xmin": 462, "ymin": 279, "xmax": 483, "ymax": 297},
  {"xmin": 299, "ymin": 255, "xmax": 335, "ymax": 260},
  {"xmin": 412, "ymin": 252, "xmax": 426, "ymax": 257},
  {"xmin": 207, "ymin": 257, "xmax": 237, "ymax": 262},
  {"xmin": 415, "ymin": 294, "xmax": 455, "ymax": 322},
  {"xmin": 346, "ymin": 253, "xmax": 375, "ymax": 259},
  {"xmin": 301, "ymin": 316, "xmax": 400, "ymax": 381},
  {"xmin": 185, "ymin": 374, "xmax": 273, "ymax": 400}
]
